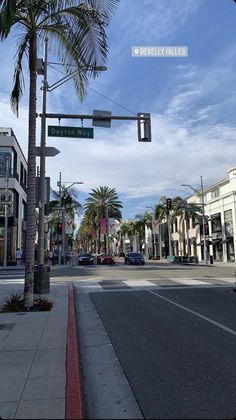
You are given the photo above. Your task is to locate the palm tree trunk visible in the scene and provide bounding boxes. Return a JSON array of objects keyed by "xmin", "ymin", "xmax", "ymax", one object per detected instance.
[{"xmin": 24, "ymin": 35, "xmax": 37, "ymax": 309}]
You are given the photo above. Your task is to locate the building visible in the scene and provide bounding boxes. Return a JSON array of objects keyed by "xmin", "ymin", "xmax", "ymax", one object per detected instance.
[
  {"xmin": 0, "ymin": 128, "xmax": 27, "ymax": 264},
  {"xmin": 171, "ymin": 167, "xmax": 236, "ymax": 263}
]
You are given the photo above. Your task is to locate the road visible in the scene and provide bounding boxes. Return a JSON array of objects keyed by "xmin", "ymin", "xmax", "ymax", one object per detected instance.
[
  {"xmin": 73, "ymin": 261, "xmax": 236, "ymax": 419},
  {"xmin": 2, "ymin": 262, "xmax": 236, "ymax": 419}
]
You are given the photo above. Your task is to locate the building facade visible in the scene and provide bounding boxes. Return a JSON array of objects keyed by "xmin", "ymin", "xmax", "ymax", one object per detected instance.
[
  {"xmin": 171, "ymin": 167, "xmax": 236, "ymax": 263},
  {"xmin": 0, "ymin": 128, "xmax": 27, "ymax": 264}
]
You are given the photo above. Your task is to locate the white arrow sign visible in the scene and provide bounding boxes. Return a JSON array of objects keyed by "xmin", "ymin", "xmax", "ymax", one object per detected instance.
[{"xmin": 35, "ymin": 147, "xmax": 60, "ymax": 157}]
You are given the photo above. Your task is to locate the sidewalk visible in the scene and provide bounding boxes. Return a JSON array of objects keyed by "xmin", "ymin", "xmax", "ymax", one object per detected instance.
[{"xmin": 0, "ymin": 275, "xmax": 79, "ymax": 419}]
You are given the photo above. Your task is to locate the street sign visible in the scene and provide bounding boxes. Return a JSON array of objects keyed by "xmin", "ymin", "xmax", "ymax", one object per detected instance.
[
  {"xmin": 48, "ymin": 125, "xmax": 93, "ymax": 139},
  {"xmin": 35, "ymin": 146, "xmax": 60, "ymax": 157},
  {"xmin": 93, "ymin": 110, "xmax": 111, "ymax": 128},
  {"xmin": 186, "ymin": 207, "xmax": 202, "ymax": 213}
]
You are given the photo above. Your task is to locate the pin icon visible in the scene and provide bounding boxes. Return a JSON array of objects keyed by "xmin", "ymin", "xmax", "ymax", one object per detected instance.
[{"xmin": 134, "ymin": 48, "xmax": 139, "ymax": 54}]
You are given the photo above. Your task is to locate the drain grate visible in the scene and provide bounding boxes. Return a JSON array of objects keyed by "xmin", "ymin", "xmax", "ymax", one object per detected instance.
[{"xmin": 0, "ymin": 323, "xmax": 15, "ymax": 330}]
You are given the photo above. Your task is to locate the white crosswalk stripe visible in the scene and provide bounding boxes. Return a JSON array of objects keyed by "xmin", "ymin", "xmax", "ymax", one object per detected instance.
[
  {"xmin": 124, "ymin": 280, "xmax": 161, "ymax": 288},
  {"xmin": 169, "ymin": 278, "xmax": 211, "ymax": 285}
]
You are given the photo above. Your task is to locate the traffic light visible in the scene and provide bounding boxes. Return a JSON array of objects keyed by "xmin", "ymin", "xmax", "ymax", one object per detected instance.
[
  {"xmin": 166, "ymin": 198, "xmax": 172, "ymax": 211},
  {"xmin": 137, "ymin": 113, "xmax": 151, "ymax": 142},
  {"xmin": 204, "ymin": 223, "xmax": 209, "ymax": 235},
  {"xmin": 57, "ymin": 222, "xmax": 62, "ymax": 235}
]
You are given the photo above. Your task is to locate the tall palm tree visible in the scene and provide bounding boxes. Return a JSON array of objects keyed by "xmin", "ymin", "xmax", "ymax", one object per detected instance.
[
  {"xmin": 83, "ymin": 186, "xmax": 122, "ymax": 253},
  {"xmin": 49, "ymin": 186, "xmax": 82, "ymax": 254},
  {"xmin": 0, "ymin": 0, "xmax": 119, "ymax": 307},
  {"xmin": 134, "ymin": 212, "xmax": 152, "ymax": 252}
]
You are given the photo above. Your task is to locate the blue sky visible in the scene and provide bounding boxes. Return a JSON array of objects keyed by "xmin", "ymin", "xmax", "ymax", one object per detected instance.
[{"xmin": 1, "ymin": 0, "xmax": 236, "ymax": 224}]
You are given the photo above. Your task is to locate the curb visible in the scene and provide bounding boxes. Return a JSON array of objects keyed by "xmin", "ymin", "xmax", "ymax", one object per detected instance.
[{"xmin": 65, "ymin": 283, "xmax": 84, "ymax": 419}]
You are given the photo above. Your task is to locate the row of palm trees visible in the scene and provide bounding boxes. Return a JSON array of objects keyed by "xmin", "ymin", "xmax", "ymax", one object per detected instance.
[{"xmin": 75, "ymin": 192, "xmax": 201, "ymax": 257}]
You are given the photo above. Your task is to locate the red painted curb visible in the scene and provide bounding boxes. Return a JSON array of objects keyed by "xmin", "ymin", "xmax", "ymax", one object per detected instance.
[{"xmin": 65, "ymin": 283, "xmax": 84, "ymax": 419}]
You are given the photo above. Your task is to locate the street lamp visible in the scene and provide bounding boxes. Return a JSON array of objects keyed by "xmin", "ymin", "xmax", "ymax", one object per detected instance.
[
  {"xmin": 181, "ymin": 176, "xmax": 208, "ymax": 265},
  {"xmin": 37, "ymin": 36, "xmax": 106, "ymax": 272}
]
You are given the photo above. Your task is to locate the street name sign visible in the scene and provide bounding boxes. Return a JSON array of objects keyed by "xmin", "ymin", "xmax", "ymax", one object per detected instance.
[
  {"xmin": 186, "ymin": 207, "xmax": 202, "ymax": 213},
  {"xmin": 48, "ymin": 125, "xmax": 93, "ymax": 139},
  {"xmin": 35, "ymin": 146, "xmax": 60, "ymax": 157}
]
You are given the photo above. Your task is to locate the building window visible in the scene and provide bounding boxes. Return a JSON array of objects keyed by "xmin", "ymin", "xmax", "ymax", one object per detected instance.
[
  {"xmin": 0, "ymin": 151, "xmax": 12, "ymax": 176},
  {"xmin": 211, "ymin": 188, "xmax": 219, "ymax": 199},
  {"xmin": 224, "ymin": 209, "xmax": 233, "ymax": 237}
]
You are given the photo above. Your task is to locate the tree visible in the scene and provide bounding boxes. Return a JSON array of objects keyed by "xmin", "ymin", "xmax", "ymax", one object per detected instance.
[
  {"xmin": 49, "ymin": 186, "xmax": 82, "ymax": 253},
  {"xmin": 0, "ymin": 0, "xmax": 119, "ymax": 308},
  {"xmin": 83, "ymin": 186, "xmax": 122, "ymax": 253},
  {"xmin": 154, "ymin": 196, "xmax": 201, "ymax": 258}
]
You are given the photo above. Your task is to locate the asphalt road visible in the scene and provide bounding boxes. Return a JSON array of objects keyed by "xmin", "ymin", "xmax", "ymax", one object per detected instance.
[{"xmin": 73, "ymin": 262, "xmax": 236, "ymax": 419}]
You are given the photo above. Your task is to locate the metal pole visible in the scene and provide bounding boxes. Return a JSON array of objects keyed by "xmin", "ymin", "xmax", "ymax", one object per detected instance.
[
  {"xmin": 201, "ymin": 176, "xmax": 208, "ymax": 265},
  {"xmin": 3, "ymin": 158, "xmax": 9, "ymax": 268},
  {"xmin": 58, "ymin": 172, "xmax": 62, "ymax": 265},
  {"xmin": 167, "ymin": 212, "xmax": 172, "ymax": 256},
  {"xmin": 38, "ymin": 36, "xmax": 48, "ymax": 266}
]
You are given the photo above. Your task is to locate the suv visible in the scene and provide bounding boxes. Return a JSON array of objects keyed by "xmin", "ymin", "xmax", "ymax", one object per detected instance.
[{"xmin": 124, "ymin": 252, "xmax": 145, "ymax": 265}]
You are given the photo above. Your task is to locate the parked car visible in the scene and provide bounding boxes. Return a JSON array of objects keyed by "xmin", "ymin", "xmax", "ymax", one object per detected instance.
[
  {"xmin": 97, "ymin": 254, "xmax": 116, "ymax": 265},
  {"xmin": 124, "ymin": 252, "xmax": 145, "ymax": 265},
  {"xmin": 78, "ymin": 253, "xmax": 94, "ymax": 265}
]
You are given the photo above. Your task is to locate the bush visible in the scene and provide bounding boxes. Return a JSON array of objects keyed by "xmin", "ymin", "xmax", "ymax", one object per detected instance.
[
  {"xmin": 0, "ymin": 291, "xmax": 24, "ymax": 312},
  {"xmin": 0, "ymin": 291, "xmax": 54, "ymax": 313}
]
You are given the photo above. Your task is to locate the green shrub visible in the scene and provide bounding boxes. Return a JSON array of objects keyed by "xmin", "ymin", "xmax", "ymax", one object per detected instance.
[{"xmin": 0, "ymin": 291, "xmax": 54, "ymax": 313}]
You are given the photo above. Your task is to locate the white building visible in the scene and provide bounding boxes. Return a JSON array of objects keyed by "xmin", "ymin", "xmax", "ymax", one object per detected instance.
[
  {"xmin": 172, "ymin": 167, "xmax": 236, "ymax": 263},
  {"xmin": 0, "ymin": 128, "xmax": 27, "ymax": 264}
]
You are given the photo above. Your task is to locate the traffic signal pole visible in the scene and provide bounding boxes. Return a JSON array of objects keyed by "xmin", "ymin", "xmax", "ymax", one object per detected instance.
[{"xmin": 58, "ymin": 172, "xmax": 62, "ymax": 265}]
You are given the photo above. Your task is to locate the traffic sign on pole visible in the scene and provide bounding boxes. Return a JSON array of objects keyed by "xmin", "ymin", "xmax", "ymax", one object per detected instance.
[
  {"xmin": 35, "ymin": 146, "xmax": 60, "ymax": 157},
  {"xmin": 48, "ymin": 125, "xmax": 93, "ymax": 139}
]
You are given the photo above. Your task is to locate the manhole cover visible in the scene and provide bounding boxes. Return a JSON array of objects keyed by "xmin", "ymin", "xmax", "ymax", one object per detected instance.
[{"xmin": 0, "ymin": 323, "xmax": 15, "ymax": 330}]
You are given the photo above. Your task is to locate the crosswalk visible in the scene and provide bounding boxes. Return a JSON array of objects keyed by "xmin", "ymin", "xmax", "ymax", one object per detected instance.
[{"xmin": 75, "ymin": 277, "xmax": 236, "ymax": 292}]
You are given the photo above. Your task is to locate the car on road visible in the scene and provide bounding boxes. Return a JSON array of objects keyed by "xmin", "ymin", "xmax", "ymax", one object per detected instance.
[
  {"xmin": 124, "ymin": 252, "xmax": 145, "ymax": 265},
  {"xmin": 78, "ymin": 253, "xmax": 94, "ymax": 265},
  {"xmin": 97, "ymin": 254, "xmax": 116, "ymax": 265}
]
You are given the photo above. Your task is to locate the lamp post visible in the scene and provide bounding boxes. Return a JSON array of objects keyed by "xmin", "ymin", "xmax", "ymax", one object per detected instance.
[
  {"xmin": 181, "ymin": 176, "xmax": 208, "ymax": 265},
  {"xmin": 37, "ymin": 37, "xmax": 106, "ymax": 272}
]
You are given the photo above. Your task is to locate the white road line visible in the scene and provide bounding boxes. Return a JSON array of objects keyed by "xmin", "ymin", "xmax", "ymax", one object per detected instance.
[
  {"xmin": 124, "ymin": 280, "xmax": 160, "ymax": 288},
  {"xmin": 149, "ymin": 290, "xmax": 236, "ymax": 337},
  {"xmin": 214, "ymin": 278, "xmax": 236, "ymax": 283},
  {"xmin": 169, "ymin": 278, "xmax": 211, "ymax": 285}
]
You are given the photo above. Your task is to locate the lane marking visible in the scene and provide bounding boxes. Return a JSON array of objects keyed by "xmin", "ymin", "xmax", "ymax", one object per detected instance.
[{"xmin": 149, "ymin": 290, "xmax": 236, "ymax": 337}]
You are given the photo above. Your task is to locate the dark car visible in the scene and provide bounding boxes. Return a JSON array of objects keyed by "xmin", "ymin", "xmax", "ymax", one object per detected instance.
[
  {"xmin": 97, "ymin": 254, "xmax": 116, "ymax": 265},
  {"xmin": 124, "ymin": 252, "xmax": 145, "ymax": 265},
  {"xmin": 78, "ymin": 253, "xmax": 94, "ymax": 265}
]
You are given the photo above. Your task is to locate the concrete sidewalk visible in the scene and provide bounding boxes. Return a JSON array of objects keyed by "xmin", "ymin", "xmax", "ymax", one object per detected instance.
[{"xmin": 0, "ymin": 279, "xmax": 69, "ymax": 419}]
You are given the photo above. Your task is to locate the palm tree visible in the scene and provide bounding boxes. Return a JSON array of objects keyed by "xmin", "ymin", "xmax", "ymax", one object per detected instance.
[
  {"xmin": 0, "ymin": 0, "xmax": 119, "ymax": 308},
  {"xmin": 134, "ymin": 212, "xmax": 152, "ymax": 253},
  {"xmin": 83, "ymin": 186, "xmax": 122, "ymax": 253},
  {"xmin": 49, "ymin": 186, "xmax": 82, "ymax": 255}
]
